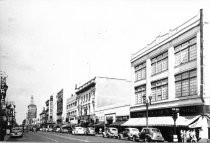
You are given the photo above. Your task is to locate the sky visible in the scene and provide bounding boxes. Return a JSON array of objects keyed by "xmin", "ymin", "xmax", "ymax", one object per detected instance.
[{"xmin": 0, "ymin": 0, "xmax": 209, "ymax": 124}]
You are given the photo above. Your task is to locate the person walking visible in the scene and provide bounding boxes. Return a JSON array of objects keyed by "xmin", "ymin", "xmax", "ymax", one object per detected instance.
[
  {"xmin": 190, "ymin": 129, "xmax": 197, "ymax": 143},
  {"xmin": 183, "ymin": 130, "xmax": 187, "ymax": 142},
  {"xmin": 180, "ymin": 129, "xmax": 184, "ymax": 142}
]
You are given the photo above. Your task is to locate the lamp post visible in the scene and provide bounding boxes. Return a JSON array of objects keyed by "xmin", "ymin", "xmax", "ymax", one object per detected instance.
[
  {"xmin": 142, "ymin": 94, "xmax": 152, "ymax": 128},
  {"xmin": 172, "ymin": 107, "xmax": 179, "ymax": 142}
]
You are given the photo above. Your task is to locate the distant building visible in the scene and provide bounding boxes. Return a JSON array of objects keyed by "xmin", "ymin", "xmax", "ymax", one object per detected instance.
[
  {"xmin": 76, "ymin": 76, "xmax": 132, "ymax": 127},
  {"xmin": 44, "ymin": 95, "xmax": 54, "ymax": 128},
  {"xmin": 56, "ymin": 89, "xmax": 63, "ymax": 124},
  {"xmin": 27, "ymin": 96, "xmax": 37, "ymax": 126},
  {"xmin": 127, "ymin": 9, "xmax": 210, "ymax": 141},
  {"xmin": 39, "ymin": 107, "xmax": 46, "ymax": 127},
  {"xmin": 66, "ymin": 94, "xmax": 78, "ymax": 124}
]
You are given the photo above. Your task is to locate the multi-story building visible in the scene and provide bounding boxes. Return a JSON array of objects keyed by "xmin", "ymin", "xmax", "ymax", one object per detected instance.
[
  {"xmin": 76, "ymin": 76, "xmax": 132, "ymax": 127},
  {"xmin": 44, "ymin": 95, "xmax": 54, "ymax": 128},
  {"xmin": 27, "ymin": 96, "xmax": 37, "ymax": 126},
  {"xmin": 125, "ymin": 9, "xmax": 210, "ymax": 141},
  {"xmin": 66, "ymin": 94, "xmax": 78, "ymax": 124},
  {"xmin": 39, "ymin": 107, "xmax": 46, "ymax": 127},
  {"xmin": 56, "ymin": 89, "xmax": 63, "ymax": 124}
]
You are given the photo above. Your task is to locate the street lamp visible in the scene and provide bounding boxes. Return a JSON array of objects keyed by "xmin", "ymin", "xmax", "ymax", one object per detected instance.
[
  {"xmin": 172, "ymin": 107, "xmax": 179, "ymax": 142},
  {"xmin": 142, "ymin": 94, "xmax": 152, "ymax": 128}
]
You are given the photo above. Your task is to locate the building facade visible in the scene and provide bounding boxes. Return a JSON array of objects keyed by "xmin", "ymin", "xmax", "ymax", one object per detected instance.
[
  {"xmin": 39, "ymin": 107, "xmax": 46, "ymax": 127},
  {"xmin": 66, "ymin": 94, "xmax": 78, "ymax": 124},
  {"xmin": 128, "ymin": 9, "xmax": 210, "ymax": 140},
  {"xmin": 56, "ymin": 89, "xmax": 63, "ymax": 124},
  {"xmin": 27, "ymin": 96, "xmax": 37, "ymax": 126},
  {"xmin": 76, "ymin": 76, "xmax": 132, "ymax": 127}
]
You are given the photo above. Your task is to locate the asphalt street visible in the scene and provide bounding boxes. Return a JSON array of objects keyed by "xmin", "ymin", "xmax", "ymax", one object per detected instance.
[{"xmin": 5, "ymin": 131, "xmax": 135, "ymax": 143}]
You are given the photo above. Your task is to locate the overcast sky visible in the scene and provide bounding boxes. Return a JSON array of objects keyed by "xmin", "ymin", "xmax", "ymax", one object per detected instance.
[{"xmin": 0, "ymin": 0, "xmax": 209, "ymax": 124}]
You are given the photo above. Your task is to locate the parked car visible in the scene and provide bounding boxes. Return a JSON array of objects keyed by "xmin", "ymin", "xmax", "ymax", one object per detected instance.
[
  {"xmin": 10, "ymin": 127, "xmax": 23, "ymax": 137},
  {"xmin": 72, "ymin": 127, "xmax": 86, "ymax": 135},
  {"xmin": 61, "ymin": 128, "xmax": 69, "ymax": 133},
  {"xmin": 48, "ymin": 128, "xmax": 53, "ymax": 132},
  {"xmin": 102, "ymin": 127, "xmax": 118, "ymax": 138},
  {"xmin": 138, "ymin": 127, "xmax": 164, "ymax": 142},
  {"xmin": 42, "ymin": 128, "xmax": 46, "ymax": 132},
  {"xmin": 56, "ymin": 128, "xmax": 61, "ymax": 133},
  {"xmin": 86, "ymin": 127, "xmax": 95, "ymax": 135},
  {"xmin": 118, "ymin": 127, "xmax": 139, "ymax": 141}
]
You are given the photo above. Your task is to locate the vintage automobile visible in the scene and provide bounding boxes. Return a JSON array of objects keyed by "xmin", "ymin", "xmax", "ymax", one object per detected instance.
[
  {"xmin": 60, "ymin": 128, "xmax": 69, "ymax": 133},
  {"xmin": 102, "ymin": 127, "xmax": 118, "ymax": 138},
  {"xmin": 86, "ymin": 127, "xmax": 95, "ymax": 136},
  {"xmin": 118, "ymin": 127, "xmax": 140, "ymax": 141},
  {"xmin": 10, "ymin": 127, "xmax": 23, "ymax": 137},
  {"xmin": 138, "ymin": 127, "xmax": 165, "ymax": 142},
  {"xmin": 72, "ymin": 127, "xmax": 87, "ymax": 135}
]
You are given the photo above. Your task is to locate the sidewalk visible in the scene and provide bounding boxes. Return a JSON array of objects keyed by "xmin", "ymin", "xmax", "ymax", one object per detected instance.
[{"xmin": 198, "ymin": 139, "xmax": 210, "ymax": 143}]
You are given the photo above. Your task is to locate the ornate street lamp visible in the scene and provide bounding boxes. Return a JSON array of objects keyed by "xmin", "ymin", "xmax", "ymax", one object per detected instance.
[
  {"xmin": 142, "ymin": 94, "xmax": 152, "ymax": 128},
  {"xmin": 172, "ymin": 107, "xmax": 179, "ymax": 142}
]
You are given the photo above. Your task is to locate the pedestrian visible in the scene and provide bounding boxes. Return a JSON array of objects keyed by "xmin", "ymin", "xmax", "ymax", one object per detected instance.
[
  {"xmin": 99, "ymin": 128, "xmax": 102, "ymax": 134},
  {"xmin": 186, "ymin": 130, "xmax": 190, "ymax": 142},
  {"xmin": 183, "ymin": 130, "xmax": 187, "ymax": 142},
  {"xmin": 180, "ymin": 129, "xmax": 184, "ymax": 142},
  {"xmin": 190, "ymin": 129, "xmax": 197, "ymax": 143}
]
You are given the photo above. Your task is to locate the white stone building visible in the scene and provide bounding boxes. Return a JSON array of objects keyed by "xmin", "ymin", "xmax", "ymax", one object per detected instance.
[
  {"xmin": 66, "ymin": 94, "xmax": 78, "ymax": 124},
  {"xmin": 76, "ymin": 76, "xmax": 132, "ymax": 126},
  {"xmin": 125, "ymin": 9, "xmax": 210, "ymax": 141}
]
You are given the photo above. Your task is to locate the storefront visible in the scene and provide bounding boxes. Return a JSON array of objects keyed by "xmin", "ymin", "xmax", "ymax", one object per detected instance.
[{"xmin": 126, "ymin": 105, "xmax": 210, "ymax": 142}]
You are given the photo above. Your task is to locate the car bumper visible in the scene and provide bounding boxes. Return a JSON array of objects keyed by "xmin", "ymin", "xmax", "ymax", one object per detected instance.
[{"xmin": 10, "ymin": 133, "xmax": 23, "ymax": 137}]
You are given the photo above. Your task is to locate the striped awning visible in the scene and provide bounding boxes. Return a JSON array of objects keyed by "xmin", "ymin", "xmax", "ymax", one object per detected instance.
[
  {"xmin": 94, "ymin": 121, "xmax": 104, "ymax": 127},
  {"xmin": 122, "ymin": 116, "xmax": 200, "ymax": 127},
  {"xmin": 109, "ymin": 121, "xmax": 127, "ymax": 127}
]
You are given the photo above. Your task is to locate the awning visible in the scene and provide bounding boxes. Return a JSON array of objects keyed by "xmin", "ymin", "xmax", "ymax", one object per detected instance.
[
  {"xmin": 87, "ymin": 122, "xmax": 94, "ymax": 127},
  {"xmin": 94, "ymin": 121, "xmax": 104, "ymax": 127},
  {"xmin": 122, "ymin": 116, "xmax": 200, "ymax": 127},
  {"xmin": 61, "ymin": 123, "xmax": 72, "ymax": 128},
  {"xmin": 109, "ymin": 121, "xmax": 127, "ymax": 127},
  {"xmin": 189, "ymin": 115, "xmax": 210, "ymax": 128}
]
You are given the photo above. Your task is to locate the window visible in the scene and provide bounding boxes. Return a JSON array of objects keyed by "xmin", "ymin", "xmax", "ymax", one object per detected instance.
[
  {"xmin": 175, "ymin": 69, "xmax": 197, "ymax": 97},
  {"xmin": 135, "ymin": 85, "xmax": 146, "ymax": 104},
  {"xmin": 134, "ymin": 62, "xmax": 146, "ymax": 81},
  {"xmin": 175, "ymin": 36, "xmax": 197, "ymax": 66},
  {"xmin": 151, "ymin": 78, "xmax": 168, "ymax": 102},
  {"xmin": 151, "ymin": 52, "xmax": 168, "ymax": 75}
]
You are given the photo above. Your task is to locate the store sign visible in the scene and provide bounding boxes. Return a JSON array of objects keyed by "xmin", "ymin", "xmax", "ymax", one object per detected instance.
[{"xmin": 131, "ymin": 106, "xmax": 202, "ymax": 118}]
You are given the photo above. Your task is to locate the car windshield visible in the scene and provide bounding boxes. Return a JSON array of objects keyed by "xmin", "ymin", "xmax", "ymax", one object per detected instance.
[
  {"xmin": 152, "ymin": 129, "xmax": 160, "ymax": 132},
  {"xmin": 132, "ymin": 128, "xmax": 139, "ymax": 131},
  {"xmin": 12, "ymin": 127, "xmax": 22, "ymax": 131},
  {"xmin": 111, "ymin": 129, "xmax": 117, "ymax": 131}
]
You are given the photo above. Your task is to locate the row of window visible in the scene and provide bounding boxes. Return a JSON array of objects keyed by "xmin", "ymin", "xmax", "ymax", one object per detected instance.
[
  {"xmin": 135, "ymin": 69, "xmax": 197, "ymax": 105},
  {"xmin": 67, "ymin": 101, "xmax": 77, "ymax": 109},
  {"xmin": 67, "ymin": 110, "xmax": 77, "ymax": 116},
  {"xmin": 80, "ymin": 92, "xmax": 91, "ymax": 104},
  {"xmin": 175, "ymin": 69, "xmax": 197, "ymax": 97},
  {"xmin": 175, "ymin": 37, "xmax": 197, "ymax": 66},
  {"xmin": 134, "ymin": 36, "xmax": 197, "ymax": 82}
]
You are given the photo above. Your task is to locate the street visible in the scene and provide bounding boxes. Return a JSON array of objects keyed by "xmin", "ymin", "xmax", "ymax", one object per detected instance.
[{"xmin": 5, "ymin": 131, "xmax": 135, "ymax": 143}]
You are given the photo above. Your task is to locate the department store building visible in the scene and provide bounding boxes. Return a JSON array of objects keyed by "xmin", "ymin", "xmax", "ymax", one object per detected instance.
[{"xmin": 124, "ymin": 9, "xmax": 210, "ymax": 141}]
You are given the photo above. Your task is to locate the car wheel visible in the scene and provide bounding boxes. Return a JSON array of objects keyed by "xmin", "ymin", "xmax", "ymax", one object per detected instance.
[
  {"xmin": 145, "ymin": 137, "xmax": 151, "ymax": 142},
  {"xmin": 118, "ymin": 135, "xmax": 121, "ymax": 140},
  {"xmin": 132, "ymin": 136, "xmax": 136, "ymax": 142}
]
